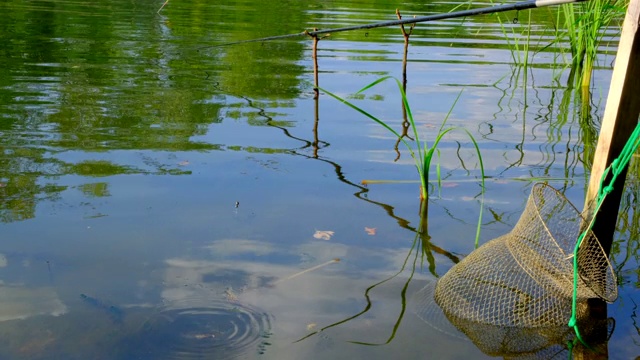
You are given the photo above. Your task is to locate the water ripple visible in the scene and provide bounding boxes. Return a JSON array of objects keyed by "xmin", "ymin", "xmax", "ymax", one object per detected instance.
[{"xmin": 131, "ymin": 299, "xmax": 272, "ymax": 359}]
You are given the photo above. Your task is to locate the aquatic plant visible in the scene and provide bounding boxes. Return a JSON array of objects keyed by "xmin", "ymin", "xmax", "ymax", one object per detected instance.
[
  {"xmin": 559, "ymin": 0, "xmax": 627, "ymax": 88},
  {"xmin": 322, "ymin": 76, "xmax": 485, "ymax": 200},
  {"xmin": 492, "ymin": 8, "xmax": 534, "ymax": 67},
  {"xmin": 320, "ymin": 76, "xmax": 486, "ymax": 245},
  {"xmin": 483, "ymin": 0, "xmax": 625, "ymax": 92}
]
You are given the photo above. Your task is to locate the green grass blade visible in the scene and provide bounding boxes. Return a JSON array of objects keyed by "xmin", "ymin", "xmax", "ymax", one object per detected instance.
[
  {"xmin": 319, "ymin": 85, "xmax": 422, "ymax": 168},
  {"xmin": 320, "ymin": 87, "xmax": 403, "ymax": 141},
  {"xmin": 355, "ymin": 76, "xmax": 395, "ymax": 95},
  {"xmin": 438, "ymin": 89, "xmax": 464, "ymax": 133},
  {"xmin": 459, "ymin": 127, "xmax": 486, "ymax": 248}
]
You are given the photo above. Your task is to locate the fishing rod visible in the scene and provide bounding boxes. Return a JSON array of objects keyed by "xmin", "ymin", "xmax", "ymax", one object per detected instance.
[{"xmin": 205, "ymin": 0, "xmax": 584, "ymax": 48}]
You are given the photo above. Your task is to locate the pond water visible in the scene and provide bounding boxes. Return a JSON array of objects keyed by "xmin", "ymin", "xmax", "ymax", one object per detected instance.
[{"xmin": 0, "ymin": 0, "xmax": 638, "ymax": 359}]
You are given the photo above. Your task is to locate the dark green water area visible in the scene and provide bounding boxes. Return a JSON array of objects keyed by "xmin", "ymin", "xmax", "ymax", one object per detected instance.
[{"xmin": 0, "ymin": 0, "xmax": 638, "ymax": 359}]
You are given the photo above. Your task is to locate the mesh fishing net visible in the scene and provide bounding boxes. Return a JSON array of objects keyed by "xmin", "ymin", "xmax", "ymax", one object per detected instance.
[
  {"xmin": 414, "ymin": 183, "xmax": 617, "ymax": 358},
  {"xmin": 414, "ymin": 280, "xmax": 614, "ymax": 359}
]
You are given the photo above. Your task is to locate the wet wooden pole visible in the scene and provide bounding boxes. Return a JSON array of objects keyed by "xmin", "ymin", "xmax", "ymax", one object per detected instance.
[{"xmin": 584, "ymin": 0, "xmax": 640, "ymax": 256}]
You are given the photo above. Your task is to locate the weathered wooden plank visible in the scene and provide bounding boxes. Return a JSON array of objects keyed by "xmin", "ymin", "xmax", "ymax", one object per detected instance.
[{"xmin": 585, "ymin": 0, "xmax": 640, "ymax": 255}]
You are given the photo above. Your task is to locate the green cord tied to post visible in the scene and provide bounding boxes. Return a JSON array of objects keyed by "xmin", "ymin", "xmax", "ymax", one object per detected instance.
[{"xmin": 569, "ymin": 121, "xmax": 640, "ymax": 347}]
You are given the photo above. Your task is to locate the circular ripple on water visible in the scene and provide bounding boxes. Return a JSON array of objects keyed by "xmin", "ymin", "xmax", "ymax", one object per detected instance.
[{"xmin": 132, "ymin": 299, "xmax": 272, "ymax": 359}]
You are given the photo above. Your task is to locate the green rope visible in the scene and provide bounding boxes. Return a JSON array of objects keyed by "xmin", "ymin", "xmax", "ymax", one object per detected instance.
[{"xmin": 569, "ymin": 121, "xmax": 640, "ymax": 347}]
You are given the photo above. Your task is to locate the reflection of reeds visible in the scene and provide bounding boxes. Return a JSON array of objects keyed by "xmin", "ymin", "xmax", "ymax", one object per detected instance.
[
  {"xmin": 157, "ymin": 0, "xmax": 170, "ymax": 13},
  {"xmin": 489, "ymin": 0, "xmax": 626, "ymax": 88},
  {"xmin": 294, "ymin": 202, "xmax": 446, "ymax": 346},
  {"xmin": 490, "ymin": 63, "xmax": 600, "ymax": 190}
]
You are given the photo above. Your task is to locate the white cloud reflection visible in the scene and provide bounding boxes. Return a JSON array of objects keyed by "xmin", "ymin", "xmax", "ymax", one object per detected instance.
[
  {"xmin": 156, "ymin": 237, "xmax": 481, "ymax": 359},
  {"xmin": 0, "ymin": 286, "xmax": 67, "ymax": 322}
]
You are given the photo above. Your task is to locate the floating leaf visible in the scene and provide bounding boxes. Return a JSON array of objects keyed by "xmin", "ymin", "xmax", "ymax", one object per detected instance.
[
  {"xmin": 364, "ymin": 227, "xmax": 377, "ymax": 236},
  {"xmin": 313, "ymin": 230, "xmax": 334, "ymax": 241}
]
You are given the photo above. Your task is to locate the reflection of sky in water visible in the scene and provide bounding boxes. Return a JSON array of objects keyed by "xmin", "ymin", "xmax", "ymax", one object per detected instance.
[
  {"xmin": 0, "ymin": 142, "xmax": 624, "ymax": 358},
  {"xmin": 0, "ymin": 285, "xmax": 66, "ymax": 322},
  {"xmin": 159, "ymin": 238, "xmax": 488, "ymax": 359},
  {"xmin": 0, "ymin": 146, "xmax": 498, "ymax": 357}
]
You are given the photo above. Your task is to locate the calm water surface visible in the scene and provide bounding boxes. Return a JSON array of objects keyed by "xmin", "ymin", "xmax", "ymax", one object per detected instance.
[{"xmin": 0, "ymin": 0, "xmax": 638, "ymax": 359}]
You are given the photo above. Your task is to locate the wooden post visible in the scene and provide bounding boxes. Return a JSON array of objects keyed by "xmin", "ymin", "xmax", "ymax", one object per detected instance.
[{"xmin": 584, "ymin": 0, "xmax": 640, "ymax": 255}]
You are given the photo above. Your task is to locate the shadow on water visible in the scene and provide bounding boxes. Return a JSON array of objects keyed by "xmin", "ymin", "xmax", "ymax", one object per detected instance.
[{"xmin": 414, "ymin": 280, "xmax": 614, "ymax": 359}]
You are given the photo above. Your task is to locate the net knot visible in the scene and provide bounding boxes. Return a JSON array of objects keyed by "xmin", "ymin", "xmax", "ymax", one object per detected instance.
[
  {"xmin": 567, "ymin": 316, "xmax": 577, "ymax": 328},
  {"xmin": 602, "ymin": 184, "xmax": 614, "ymax": 195},
  {"xmin": 611, "ymin": 158, "xmax": 620, "ymax": 172}
]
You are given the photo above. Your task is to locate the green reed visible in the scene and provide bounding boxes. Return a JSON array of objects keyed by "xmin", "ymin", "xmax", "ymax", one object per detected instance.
[
  {"xmin": 321, "ymin": 76, "xmax": 485, "ymax": 200},
  {"xmin": 483, "ymin": 0, "xmax": 626, "ymax": 89},
  {"xmin": 321, "ymin": 76, "xmax": 486, "ymax": 246},
  {"xmin": 492, "ymin": 9, "xmax": 534, "ymax": 67},
  {"xmin": 559, "ymin": 0, "xmax": 626, "ymax": 88}
]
